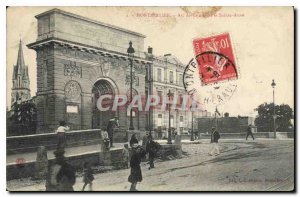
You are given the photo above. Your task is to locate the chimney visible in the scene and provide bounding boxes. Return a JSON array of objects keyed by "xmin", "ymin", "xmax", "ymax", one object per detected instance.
[{"xmin": 148, "ymin": 46, "xmax": 153, "ymax": 54}]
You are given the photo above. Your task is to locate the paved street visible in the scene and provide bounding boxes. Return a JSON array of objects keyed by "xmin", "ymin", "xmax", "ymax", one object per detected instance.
[{"xmin": 7, "ymin": 139, "xmax": 294, "ymax": 191}]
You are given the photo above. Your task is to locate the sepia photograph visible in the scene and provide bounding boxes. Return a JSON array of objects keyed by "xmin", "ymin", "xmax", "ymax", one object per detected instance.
[{"xmin": 5, "ymin": 6, "xmax": 295, "ymax": 191}]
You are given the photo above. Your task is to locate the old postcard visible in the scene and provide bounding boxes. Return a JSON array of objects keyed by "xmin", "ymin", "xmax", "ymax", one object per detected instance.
[{"xmin": 6, "ymin": 6, "xmax": 294, "ymax": 191}]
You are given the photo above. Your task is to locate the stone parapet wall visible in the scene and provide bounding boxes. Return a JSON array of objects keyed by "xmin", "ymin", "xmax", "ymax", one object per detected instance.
[
  {"xmin": 7, "ymin": 129, "xmax": 150, "ymax": 155},
  {"xmin": 7, "ymin": 140, "xmax": 182, "ymax": 181},
  {"xmin": 7, "ymin": 129, "xmax": 102, "ymax": 154}
]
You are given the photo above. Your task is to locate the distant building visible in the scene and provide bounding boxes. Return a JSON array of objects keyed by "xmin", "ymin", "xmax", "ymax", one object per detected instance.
[
  {"xmin": 11, "ymin": 40, "xmax": 31, "ymax": 106},
  {"xmin": 197, "ymin": 116, "xmax": 255, "ymax": 134},
  {"xmin": 149, "ymin": 54, "xmax": 193, "ymax": 136}
]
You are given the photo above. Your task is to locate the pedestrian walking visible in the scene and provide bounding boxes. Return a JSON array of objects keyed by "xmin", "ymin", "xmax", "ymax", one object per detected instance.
[
  {"xmin": 145, "ymin": 134, "xmax": 161, "ymax": 170},
  {"xmin": 82, "ymin": 162, "xmax": 94, "ymax": 191},
  {"xmin": 209, "ymin": 127, "xmax": 220, "ymax": 156},
  {"xmin": 106, "ymin": 116, "xmax": 119, "ymax": 147},
  {"xmin": 122, "ymin": 144, "xmax": 130, "ymax": 169},
  {"xmin": 45, "ymin": 149, "xmax": 76, "ymax": 191},
  {"xmin": 128, "ymin": 144, "xmax": 146, "ymax": 191},
  {"xmin": 55, "ymin": 121, "xmax": 70, "ymax": 151},
  {"xmin": 130, "ymin": 133, "xmax": 139, "ymax": 147},
  {"xmin": 246, "ymin": 124, "xmax": 255, "ymax": 140}
]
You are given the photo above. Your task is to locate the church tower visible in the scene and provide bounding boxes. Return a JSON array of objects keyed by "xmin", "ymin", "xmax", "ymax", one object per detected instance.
[{"xmin": 11, "ymin": 39, "xmax": 31, "ymax": 106}]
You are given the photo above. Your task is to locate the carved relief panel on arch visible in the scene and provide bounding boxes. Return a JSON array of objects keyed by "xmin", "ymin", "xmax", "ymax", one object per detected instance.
[
  {"xmin": 65, "ymin": 80, "xmax": 82, "ymax": 102},
  {"xmin": 64, "ymin": 61, "xmax": 82, "ymax": 78}
]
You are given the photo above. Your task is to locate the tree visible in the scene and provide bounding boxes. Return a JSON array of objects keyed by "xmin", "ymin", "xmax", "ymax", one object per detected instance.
[
  {"xmin": 224, "ymin": 112, "xmax": 229, "ymax": 117},
  {"xmin": 7, "ymin": 101, "xmax": 37, "ymax": 136},
  {"xmin": 254, "ymin": 103, "xmax": 294, "ymax": 132}
]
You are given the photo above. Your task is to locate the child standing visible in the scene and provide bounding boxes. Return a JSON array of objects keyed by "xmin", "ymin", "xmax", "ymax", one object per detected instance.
[
  {"xmin": 82, "ymin": 162, "xmax": 94, "ymax": 191},
  {"xmin": 102, "ymin": 131, "xmax": 110, "ymax": 151}
]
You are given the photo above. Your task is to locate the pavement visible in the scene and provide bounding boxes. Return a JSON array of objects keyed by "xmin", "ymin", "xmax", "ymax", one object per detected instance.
[
  {"xmin": 7, "ymin": 138, "xmax": 294, "ymax": 191},
  {"xmin": 6, "ymin": 138, "xmax": 208, "ymax": 165}
]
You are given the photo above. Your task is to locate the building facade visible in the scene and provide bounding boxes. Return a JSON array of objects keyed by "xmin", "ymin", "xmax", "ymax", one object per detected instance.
[
  {"xmin": 11, "ymin": 40, "xmax": 31, "ymax": 106},
  {"xmin": 28, "ymin": 9, "xmax": 152, "ymax": 133},
  {"xmin": 150, "ymin": 55, "xmax": 193, "ymax": 136}
]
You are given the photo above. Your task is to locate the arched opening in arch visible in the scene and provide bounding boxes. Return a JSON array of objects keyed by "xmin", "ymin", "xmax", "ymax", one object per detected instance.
[{"xmin": 92, "ymin": 79, "xmax": 116, "ymax": 129}]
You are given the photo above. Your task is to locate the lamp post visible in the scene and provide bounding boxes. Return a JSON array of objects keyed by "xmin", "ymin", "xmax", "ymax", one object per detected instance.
[
  {"xmin": 147, "ymin": 47, "xmax": 154, "ymax": 137},
  {"xmin": 271, "ymin": 79, "xmax": 276, "ymax": 138},
  {"xmin": 190, "ymin": 103, "xmax": 197, "ymax": 141},
  {"xmin": 167, "ymin": 90, "xmax": 173, "ymax": 144},
  {"xmin": 127, "ymin": 41, "xmax": 135, "ymax": 130}
]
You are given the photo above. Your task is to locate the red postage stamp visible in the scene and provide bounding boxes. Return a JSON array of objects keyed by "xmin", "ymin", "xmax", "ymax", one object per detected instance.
[{"xmin": 192, "ymin": 33, "xmax": 238, "ymax": 85}]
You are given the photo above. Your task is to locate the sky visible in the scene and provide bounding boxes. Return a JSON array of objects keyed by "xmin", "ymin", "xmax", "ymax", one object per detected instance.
[{"xmin": 6, "ymin": 6, "xmax": 294, "ymax": 116}]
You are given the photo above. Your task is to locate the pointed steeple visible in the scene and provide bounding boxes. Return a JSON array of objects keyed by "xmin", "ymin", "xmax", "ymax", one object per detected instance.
[
  {"xmin": 11, "ymin": 38, "xmax": 31, "ymax": 106},
  {"xmin": 16, "ymin": 39, "xmax": 25, "ymax": 76}
]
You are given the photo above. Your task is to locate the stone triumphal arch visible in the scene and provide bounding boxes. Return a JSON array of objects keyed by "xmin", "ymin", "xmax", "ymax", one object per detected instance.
[{"xmin": 28, "ymin": 9, "xmax": 151, "ymax": 132}]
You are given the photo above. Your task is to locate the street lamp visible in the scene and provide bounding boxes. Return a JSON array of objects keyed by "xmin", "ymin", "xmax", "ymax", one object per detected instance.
[
  {"xmin": 190, "ymin": 103, "xmax": 197, "ymax": 141},
  {"xmin": 127, "ymin": 41, "xmax": 135, "ymax": 130},
  {"xmin": 147, "ymin": 47, "xmax": 154, "ymax": 137},
  {"xmin": 271, "ymin": 79, "xmax": 276, "ymax": 138},
  {"xmin": 167, "ymin": 90, "xmax": 173, "ymax": 144}
]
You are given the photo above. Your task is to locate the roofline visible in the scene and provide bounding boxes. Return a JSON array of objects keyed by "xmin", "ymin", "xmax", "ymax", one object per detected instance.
[
  {"xmin": 35, "ymin": 8, "xmax": 146, "ymax": 38},
  {"xmin": 152, "ymin": 55, "xmax": 185, "ymax": 66},
  {"xmin": 27, "ymin": 38, "xmax": 152, "ymax": 64}
]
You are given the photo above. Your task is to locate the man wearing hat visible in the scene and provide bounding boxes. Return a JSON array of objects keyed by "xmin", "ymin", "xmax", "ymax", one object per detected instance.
[
  {"xmin": 46, "ymin": 150, "xmax": 76, "ymax": 191},
  {"xmin": 106, "ymin": 116, "xmax": 119, "ymax": 147},
  {"xmin": 209, "ymin": 127, "xmax": 220, "ymax": 156}
]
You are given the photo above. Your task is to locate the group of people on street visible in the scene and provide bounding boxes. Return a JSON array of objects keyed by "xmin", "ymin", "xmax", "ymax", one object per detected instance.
[
  {"xmin": 49, "ymin": 116, "xmax": 255, "ymax": 191},
  {"xmin": 49, "ymin": 117, "xmax": 160, "ymax": 191},
  {"xmin": 47, "ymin": 117, "xmax": 119, "ymax": 191}
]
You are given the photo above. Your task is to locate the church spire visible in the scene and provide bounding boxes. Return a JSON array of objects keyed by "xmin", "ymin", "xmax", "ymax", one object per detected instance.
[
  {"xmin": 11, "ymin": 38, "xmax": 31, "ymax": 106},
  {"xmin": 16, "ymin": 39, "xmax": 25, "ymax": 76}
]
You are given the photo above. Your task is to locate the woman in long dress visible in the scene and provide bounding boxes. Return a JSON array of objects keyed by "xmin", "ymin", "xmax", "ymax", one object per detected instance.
[{"xmin": 128, "ymin": 144, "xmax": 146, "ymax": 191}]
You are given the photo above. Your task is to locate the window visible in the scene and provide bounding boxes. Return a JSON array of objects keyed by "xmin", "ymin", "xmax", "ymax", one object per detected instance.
[
  {"xmin": 179, "ymin": 74, "xmax": 183, "ymax": 85},
  {"xmin": 158, "ymin": 114, "xmax": 162, "ymax": 126},
  {"xmin": 170, "ymin": 71, "xmax": 174, "ymax": 83},
  {"xmin": 157, "ymin": 91, "xmax": 163, "ymax": 104},
  {"xmin": 180, "ymin": 116, "xmax": 184, "ymax": 128},
  {"xmin": 170, "ymin": 115, "xmax": 174, "ymax": 127},
  {"xmin": 157, "ymin": 68, "xmax": 162, "ymax": 82},
  {"xmin": 178, "ymin": 94, "xmax": 183, "ymax": 105},
  {"xmin": 134, "ymin": 76, "xmax": 139, "ymax": 86}
]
